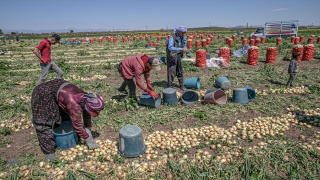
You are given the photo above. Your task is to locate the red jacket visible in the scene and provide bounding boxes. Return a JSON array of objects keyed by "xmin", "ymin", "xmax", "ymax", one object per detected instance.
[{"xmin": 120, "ymin": 54, "xmax": 151, "ymax": 92}]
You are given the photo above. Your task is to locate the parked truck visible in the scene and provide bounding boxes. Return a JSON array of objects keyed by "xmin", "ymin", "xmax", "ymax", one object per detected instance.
[{"xmin": 250, "ymin": 20, "xmax": 299, "ymax": 39}]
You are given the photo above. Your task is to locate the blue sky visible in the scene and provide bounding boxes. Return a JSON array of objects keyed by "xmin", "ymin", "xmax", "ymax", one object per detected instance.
[{"xmin": 1, "ymin": 0, "xmax": 319, "ymax": 32}]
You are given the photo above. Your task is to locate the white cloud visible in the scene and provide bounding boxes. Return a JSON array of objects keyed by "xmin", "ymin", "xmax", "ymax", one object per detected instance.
[{"xmin": 271, "ymin": 8, "xmax": 288, "ymax": 11}]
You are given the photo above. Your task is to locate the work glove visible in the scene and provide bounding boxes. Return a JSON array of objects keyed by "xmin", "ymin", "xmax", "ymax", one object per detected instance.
[
  {"xmin": 146, "ymin": 81, "xmax": 153, "ymax": 91},
  {"xmin": 148, "ymin": 91, "xmax": 159, "ymax": 99},
  {"xmin": 84, "ymin": 128, "xmax": 99, "ymax": 149}
]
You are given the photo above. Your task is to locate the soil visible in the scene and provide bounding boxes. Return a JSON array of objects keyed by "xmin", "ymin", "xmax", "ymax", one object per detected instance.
[{"xmin": 1, "ymin": 56, "xmax": 319, "ymax": 165}]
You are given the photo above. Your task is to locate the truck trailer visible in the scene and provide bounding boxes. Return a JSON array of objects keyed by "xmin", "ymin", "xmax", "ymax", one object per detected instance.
[{"xmin": 250, "ymin": 20, "xmax": 299, "ymax": 39}]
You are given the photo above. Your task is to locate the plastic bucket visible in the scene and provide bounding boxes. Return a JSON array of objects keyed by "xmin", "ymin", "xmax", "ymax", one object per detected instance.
[
  {"xmin": 53, "ymin": 121, "xmax": 78, "ymax": 150},
  {"xmin": 155, "ymin": 46, "xmax": 160, "ymax": 50},
  {"xmin": 145, "ymin": 44, "xmax": 150, "ymax": 48},
  {"xmin": 205, "ymin": 88, "xmax": 222, "ymax": 95},
  {"xmin": 162, "ymin": 88, "xmax": 178, "ymax": 105},
  {"xmin": 159, "ymin": 56, "xmax": 167, "ymax": 64},
  {"xmin": 232, "ymin": 88, "xmax": 249, "ymax": 104},
  {"xmin": 215, "ymin": 76, "xmax": 231, "ymax": 90},
  {"xmin": 204, "ymin": 90, "xmax": 227, "ymax": 104},
  {"xmin": 139, "ymin": 93, "xmax": 161, "ymax": 108},
  {"xmin": 184, "ymin": 77, "xmax": 200, "ymax": 89},
  {"xmin": 206, "ymin": 54, "xmax": 210, "ymax": 59},
  {"xmin": 181, "ymin": 90, "xmax": 199, "ymax": 105},
  {"xmin": 118, "ymin": 125, "xmax": 146, "ymax": 158},
  {"xmin": 244, "ymin": 86, "xmax": 256, "ymax": 102}
]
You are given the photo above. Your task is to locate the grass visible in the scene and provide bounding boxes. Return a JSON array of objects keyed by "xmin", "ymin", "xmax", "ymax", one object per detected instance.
[{"xmin": 0, "ymin": 29, "xmax": 319, "ymax": 179}]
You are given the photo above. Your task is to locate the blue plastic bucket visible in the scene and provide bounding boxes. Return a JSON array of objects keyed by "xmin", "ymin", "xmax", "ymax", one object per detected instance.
[
  {"xmin": 158, "ymin": 56, "xmax": 167, "ymax": 64},
  {"xmin": 232, "ymin": 88, "xmax": 249, "ymax": 104},
  {"xmin": 215, "ymin": 76, "xmax": 231, "ymax": 90},
  {"xmin": 145, "ymin": 44, "xmax": 150, "ymax": 48},
  {"xmin": 118, "ymin": 125, "xmax": 146, "ymax": 158},
  {"xmin": 206, "ymin": 54, "xmax": 210, "ymax": 59},
  {"xmin": 155, "ymin": 46, "xmax": 160, "ymax": 50},
  {"xmin": 139, "ymin": 93, "xmax": 161, "ymax": 108},
  {"xmin": 205, "ymin": 88, "xmax": 222, "ymax": 95},
  {"xmin": 184, "ymin": 77, "xmax": 200, "ymax": 89},
  {"xmin": 204, "ymin": 90, "xmax": 227, "ymax": 104},
  {"xmin": 162, "ymin": 88, "xmax": 178, "ymax": 105},
  {"xmin": 244, "ymin": 86, "xmax": 256, "ymax": 102},
  {"xmin": 53, "ymin": 121, "xmax": 78, "ymax": 150},
  {"xmin": 181, "ymin": 90, "xmax": 199, "ymax": 105}
]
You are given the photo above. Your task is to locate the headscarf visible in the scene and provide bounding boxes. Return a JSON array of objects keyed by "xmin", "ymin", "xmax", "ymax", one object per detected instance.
[
  {"xmin": 174, "ymin": 26, "xmax": 187, "ymax": 33},
  {"xmin": 73, "ymin": 93, "xmax": 105, "ymax": 117}
]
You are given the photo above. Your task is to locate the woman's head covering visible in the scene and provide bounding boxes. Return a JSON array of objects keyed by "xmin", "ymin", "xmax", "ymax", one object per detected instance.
[
  {"xmin": 73, "ymin": 93, "xmax": 105, "ymax": 117},
  {"xmin": 174, "ymin": 26, "xmax": 187, "ymax": 33}
]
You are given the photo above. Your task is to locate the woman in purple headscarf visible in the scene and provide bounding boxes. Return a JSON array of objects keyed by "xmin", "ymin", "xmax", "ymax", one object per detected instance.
[
  {"xmin": 166, "ymin": 26, "xmax": 190, "ymax": 90},
  {"xmin": 31, "ymin": 79, "xmax": 105, "ymax": 160}
]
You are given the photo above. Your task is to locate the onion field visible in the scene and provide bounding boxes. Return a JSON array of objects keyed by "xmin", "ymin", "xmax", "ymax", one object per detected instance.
[{"xmin": 0, "ymin": 28, "xmax": 320, "ymax": 179}]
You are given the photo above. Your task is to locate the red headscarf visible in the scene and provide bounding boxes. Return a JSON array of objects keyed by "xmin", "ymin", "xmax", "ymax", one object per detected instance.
[{"xmin": 140, "ymin": 54, "xmax": 151, "ymax": 73}]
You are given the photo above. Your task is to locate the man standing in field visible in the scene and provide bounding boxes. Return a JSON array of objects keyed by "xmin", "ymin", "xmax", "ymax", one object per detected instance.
[
  {"xmin": 33, "ymin": 34, "xmax": 64, "ymax": 86},
  {"xmin": 166, "ymin": 26, "xmax": 190, "ymax": 90}
]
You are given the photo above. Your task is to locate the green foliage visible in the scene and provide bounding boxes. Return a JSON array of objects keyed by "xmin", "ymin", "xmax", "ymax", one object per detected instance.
[
  {"xmin": 183, "ymin": 61, "xmax": 200, "ymax": 73},
  {"xmin": 193, "ymin": 110, "xmax": 207, "ymax": 120},
  {"xmin": 0, "ymin": 138, "xmax": 12, "ymax": 146},
  {"xmin": 103, "ymin": 62, "xmax": 117, "ymax": 70},
  {"xmin": 0, "ymin": 158, "xmax": 7, "ymax": 170},
  {"xmin": 76, "ymin": 50, "xmax": 90, "ymax": 56},
  {"xmin": 0, "ymin": 60, "xmax": 11, "ymax": 70},
  {"xmin": 56, "ymin": 52, "xmax": 64, "ymax": 56},
  {"xmin": 0, "ymin": 127, "xmax": 11, "ymax": 136},
  {"xmin": 56, "ymin": 58, "xmax": 71, "ymax": 73},
  {"xmin": 308, "ymin": 84, "xmax": 320, "ymax": 94}
]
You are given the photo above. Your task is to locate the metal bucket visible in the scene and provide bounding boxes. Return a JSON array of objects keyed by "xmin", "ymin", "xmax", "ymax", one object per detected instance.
[
  {"xmin": 204, "ymin": 90, "xmax": 227, "ymax": 104},
  {"xmin": 118, "ymin": 125, "xmax": 146, "ymax": 158},
  {"xmin": 53, "ymin": 121, "xmax": 78, "ymax": 150},
  {"xmin": 232, "ymin": 88, "xmax": 249, "ymax": 104},
  {"xmin": 162, "ymin": 88, "xmax": 178, "ymax": 105}
]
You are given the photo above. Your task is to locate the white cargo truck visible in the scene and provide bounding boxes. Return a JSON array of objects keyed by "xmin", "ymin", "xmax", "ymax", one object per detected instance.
[{"xmin": 250, "ymin": 20, "xmax": 299, "ymax": 39}]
